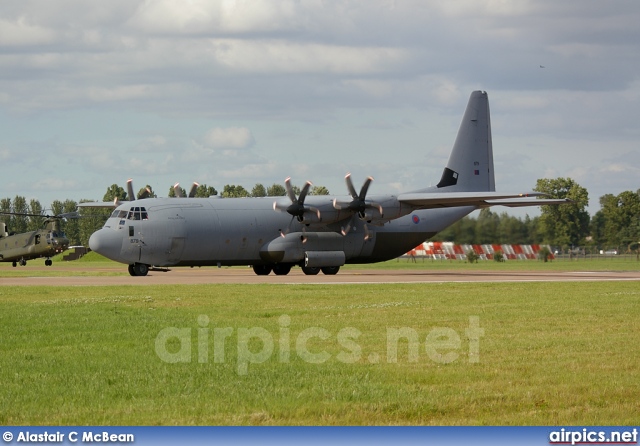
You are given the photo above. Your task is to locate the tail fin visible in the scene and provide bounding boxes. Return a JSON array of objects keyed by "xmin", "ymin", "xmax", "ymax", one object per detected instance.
[{"xmin": 435, "ymin": 90, "xmax": 495, "ymax": 192}]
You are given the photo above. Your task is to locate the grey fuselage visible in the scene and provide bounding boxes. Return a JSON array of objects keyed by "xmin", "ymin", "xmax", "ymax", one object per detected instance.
[{"xmin": 89, "ymin": 196, "xmax": 474, "ymax": 268}]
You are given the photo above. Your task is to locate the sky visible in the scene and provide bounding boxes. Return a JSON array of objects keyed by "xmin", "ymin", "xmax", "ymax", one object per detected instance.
[{"xmin": 1, "ymin": 0, "xmax": 639, "ymax": 216}]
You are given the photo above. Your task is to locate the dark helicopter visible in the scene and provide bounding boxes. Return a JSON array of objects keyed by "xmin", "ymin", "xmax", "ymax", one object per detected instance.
[{"xmin": 0, "ymin": 212, "xmax": 77, "ymax": 267}]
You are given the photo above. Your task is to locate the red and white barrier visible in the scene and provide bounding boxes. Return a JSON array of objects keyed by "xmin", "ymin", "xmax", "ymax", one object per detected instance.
[{"xmin": 406, "ymin": 242, "xmax": 554, "ymax": 260}]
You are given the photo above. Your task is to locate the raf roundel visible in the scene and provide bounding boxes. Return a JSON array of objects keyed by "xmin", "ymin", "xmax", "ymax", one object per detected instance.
[{"xmin": 412, "ymin": 215, "xmax": 420, "ymax": 224}]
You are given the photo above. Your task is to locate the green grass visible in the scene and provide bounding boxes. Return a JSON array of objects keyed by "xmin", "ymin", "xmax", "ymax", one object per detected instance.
[
  {"xmin": 1, "ymin": 250, "xmax": 638, "ymax": 277},
  {"xmin": 1, "ymin": 282, "xmax": 638, "ymax": 425}
]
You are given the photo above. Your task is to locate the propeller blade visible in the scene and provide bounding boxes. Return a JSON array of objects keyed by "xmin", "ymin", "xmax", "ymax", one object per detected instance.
[
  {"xmin": 173, "ymin": 183, "xmax": 184, "ymax": 198},
  {"xmin": 188, "ymin": 182, "xmax": 199, "ymax": 198},
  {"xmin": 273, "ymin": 201, "xmax": 289, "ymax": 212},
  {"xmin": 345, "ymin": 173, "xmax": 358, "ymax": 199},
  {"xmin": 363, "ymin": 223, "xmax": 372, "ymax": 241},
  {"xmin": 274, "ymin": 177, "xmax": 320, "ymax": 223},
  {"xmin": 359, "ymin": 177, "xmax": 373, "ymax": 201},
  {"xmin": 307, "ymin": 206, "xmax": 321, "ymax": 221},
  {"xmin": 279, "ymin": 216, "xmax": 296, "ymax": 237},
  {"xmin": 369, "ymin": 201, "xmax": 384, "ymax": 218},
  {"xmin": 333, "ymin": 198, "xmax": 348, "ymax": 210},
  {"xmin": 284, "ymin": 177, "xmax": 297, "ymax": 203},
  {"xmin": 138, "ymin": 188, "xmax": 151, "ymax": 200},
  {"xmin": 298, "ymin": 181, "xmax": 312, "ymax": 204},
  {"xmin": 341, "ymin": 218, "xmax": 353, "ymax": 236},
  {"xmin": 127, "ymin": 179, "xmax": 135, "ymax": 201}
]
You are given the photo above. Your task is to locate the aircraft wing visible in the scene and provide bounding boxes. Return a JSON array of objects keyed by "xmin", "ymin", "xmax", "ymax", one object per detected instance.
[
  {"xmin": 77, "ymin": 200, "xmax": 119, "ymax": 208},
  {"xmin": 397, "ymin": 192, "xmax": 570, "ymax": 209}
]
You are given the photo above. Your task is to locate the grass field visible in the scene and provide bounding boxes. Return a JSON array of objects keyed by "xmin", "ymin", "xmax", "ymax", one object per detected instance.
[
  {"xmin": 1, "ymin": 278, "xmax": 639, "ymax": 425},
  {"xmin": 0, "ymin": 251, "xmax": 639, "ymax": 277}
]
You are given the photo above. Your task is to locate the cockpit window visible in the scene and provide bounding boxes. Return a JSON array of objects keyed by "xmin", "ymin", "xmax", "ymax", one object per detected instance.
[
  {"xmin": 126, "ymin": 207, "xmax": 148, "ymax": 220},
  {"xmin": 111, "ymin": 210, "xmax": 128, "ymax": 219}
]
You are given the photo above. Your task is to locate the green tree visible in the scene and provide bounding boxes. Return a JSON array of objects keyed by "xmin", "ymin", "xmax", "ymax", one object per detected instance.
[
  {"xmin": 103, "ymin": 184, "xmax": 127, "ymax": 203},
  {"xmin": 78, "ymin": 199, "xmax": 109, "ymax": 246},
  {"xmin": 267, "ymin": 183, "xmax": 286, "ymax": 197},
  {"xmin": 497, "ymin": 213, "xmax": 529, "ymax": 245},
  {"xmin": 138, "ymin": 185, "xmax": 157, "ymax": 199},
  {"xmin": 27, "ymin": 199, "xmax": 44, "ymax": 232},
  {"xmin": 168, "ymin": 185, "xmax": 185, "ymax": 198},
  {"xmin": 475, "ymin": 209, "xmax": 500, "ymax": 244},
  {"xmin": 251, "ymin": 184, "xmax": 266, "ymax": 197},
  {"xmin": 222, "ymin": 185, "xmax": 249, "ymax": 198},
  {"xmin": 61, "ymin": 199, "xmax": 80, "ymax": 245},
  {"xmin": 599, "ymin": 190, "xmax": 640, "ymax": 250},
  {"xmin": 1, "ymin": 198, "xmax": 11, "ymax": 228},
  {"xmin": 194, "ymin": 184, "xmax": 217, "ymax": 198},
  {"xmin": 534, "ymin": 178, "xmax": 589, "ymax": 247},
  {"xmin": 310, "ymin": 185, "xmax": 330, "ymax": 195},
  {"xmin": 434, "ymin": 215, "xmax": 477, "ymax": 244},
  {"xmin": 524, "ymin": 215, "xmax": 543, "ymax": 245},
  {"xmin": 12, "ymin": 196, "xmax": 28, "ymax": 233}
]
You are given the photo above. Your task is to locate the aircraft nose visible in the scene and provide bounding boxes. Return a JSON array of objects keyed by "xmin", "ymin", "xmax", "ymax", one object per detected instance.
[{"xmin": 89, "ymin": 228, "xmax": 122, "ymax": 261}]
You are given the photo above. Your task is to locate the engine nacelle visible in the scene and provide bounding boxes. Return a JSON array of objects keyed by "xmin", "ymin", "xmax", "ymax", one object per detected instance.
[{"xmin": 304, "ymin": 250, "xmax": 345, "ymax": 268}]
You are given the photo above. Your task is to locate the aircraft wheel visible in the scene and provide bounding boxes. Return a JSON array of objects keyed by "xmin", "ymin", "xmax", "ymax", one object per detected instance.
[
  {"xmin": 12, "ymin": 261, "xmax": 17, "ymax": 267},
  {"xmin": 45, "ymin": 259, "xmax": 53, "ymax": 266},
  {"xmin": 301, "ymin": 266, "xmax": 320, "ymax": 275},
  {"xmin": 128, "ymin": 264, "xmax": 136, "ymax": 276},
  {"xmin": 133, "ymin": 263, "xmax": 149, "ymax": 276},
  {"xmin": 273, "ymin": 263, "xmax": 292, "ymax": 275},
  {"xmin": 19, "ymin": 259, "xmax": 27, "ymax": 266},
  {"xmin": 321, "ymin": 266, "xmax": 340, "ymax": 275},
  {"xmin": 252, "ymin": 265, "xmax": 272, "ymax": 276}
]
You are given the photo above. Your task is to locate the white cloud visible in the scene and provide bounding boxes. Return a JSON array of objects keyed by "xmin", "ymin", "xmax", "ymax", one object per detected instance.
[
  {"xmin": 0, "ymin": 17, "xmax": 56, "ymax": 46},
  {"xmin": 1, "ymin": 0, "xmax": 640, "ymax": 214},
  {"xmin": 203, "ymin": 127, "xmax": 255, "ymax": 151},
  {"xmin": 212, "ymin": 39, "xmax": 408, "ymax": 74}
]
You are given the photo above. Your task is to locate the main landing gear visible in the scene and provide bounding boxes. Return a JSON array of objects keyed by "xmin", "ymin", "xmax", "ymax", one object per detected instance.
[
  {"xmin": 252, "ymin": 264, "xmax": 340, "ymax": 276},
  {"xmin": 10, "ymin": 259, "xmax": 53, "ymax": 267}
]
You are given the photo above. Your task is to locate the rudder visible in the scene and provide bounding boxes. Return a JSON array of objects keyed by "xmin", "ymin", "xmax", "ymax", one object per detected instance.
[{"xmin": 436, "ymin": 91, "xmax": 495, "ymax": 192}]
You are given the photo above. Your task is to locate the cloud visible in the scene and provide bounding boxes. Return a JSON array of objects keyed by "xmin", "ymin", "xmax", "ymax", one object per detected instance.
[
  {"xmin": 212, "ymin": 40, "xmax": 409, "ymax": 75},
  {"xmin": 1, "ymin": 0, "xmax": 640, "ymax": 213},
  {"xmin": 0, "ymin": 17, "xmax": 56, "ymax": 46},
  {"xmin": 202, "ymin": 127, "xmax": 255, "ymax": 151}
]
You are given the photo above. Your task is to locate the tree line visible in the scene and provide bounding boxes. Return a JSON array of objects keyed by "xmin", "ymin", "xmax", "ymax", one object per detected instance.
[
  {"xmin": 2, "ymin": 177, "xmax": 639, "ymax": 252},
  {"xmin": 439, "ymin": 178, "xmax": 639, "ymax": 252},
  {"xmin": 0, "ymin": 181, "xmax": 331, "ymax": 247}
]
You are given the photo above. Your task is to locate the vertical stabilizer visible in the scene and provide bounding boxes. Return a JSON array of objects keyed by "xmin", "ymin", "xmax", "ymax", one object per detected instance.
[{"xmin": 436, "ymin": 91, "xmax": 495, "ymax": 192}]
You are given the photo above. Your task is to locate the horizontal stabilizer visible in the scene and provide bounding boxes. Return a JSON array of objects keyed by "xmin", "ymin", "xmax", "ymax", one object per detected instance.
[
  {"xmin": 482, "ymin": 198, "xmax": 572, "ymax": 208},
  {"xmin": 398, "ymin": 191, "xmax": 549, "ymax": 209}
]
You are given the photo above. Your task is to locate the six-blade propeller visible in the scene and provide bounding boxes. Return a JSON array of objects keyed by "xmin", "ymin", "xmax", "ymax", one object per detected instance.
[{"xmin": 332, "ymin": 173, "xmax": 383, "ymax": 239}]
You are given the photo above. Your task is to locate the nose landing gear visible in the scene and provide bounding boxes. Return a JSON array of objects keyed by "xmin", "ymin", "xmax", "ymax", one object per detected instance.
[{"xmin": 128, "ymin": 263, "xmax": 149, "ymax": 276}]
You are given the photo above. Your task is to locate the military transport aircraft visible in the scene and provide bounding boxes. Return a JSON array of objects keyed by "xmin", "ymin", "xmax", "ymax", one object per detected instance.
[
  {"xmin": 0, "ymin": 213, "xmax": 74, "ymax": 267},
  {"xmin": 84, "ymin": 91, "xmax": 569, "ymax": 276}
]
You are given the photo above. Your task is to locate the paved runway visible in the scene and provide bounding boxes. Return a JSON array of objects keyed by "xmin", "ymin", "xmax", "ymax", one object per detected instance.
[{"xmin": 2, "ymin": 265, "xmax": 640, "ymax": 286}]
